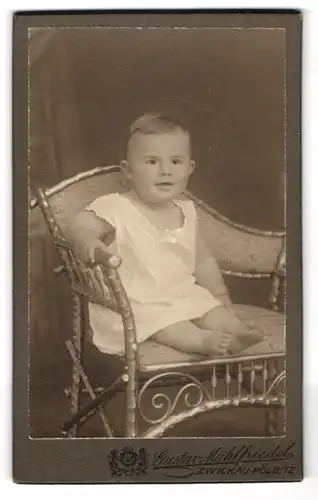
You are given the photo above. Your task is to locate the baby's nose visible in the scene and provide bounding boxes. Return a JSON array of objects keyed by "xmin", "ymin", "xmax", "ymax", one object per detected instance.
[{"xmin": 159, "ymin": 161, "xmax": 172, "ymax": 175}]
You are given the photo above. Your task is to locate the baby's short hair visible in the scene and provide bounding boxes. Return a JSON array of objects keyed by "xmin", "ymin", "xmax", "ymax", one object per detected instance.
[
  {"xmin": 129, "ymin": 112, "xmax": 188, "ymax": 137},
  {"xmin": 125, "ymin": 113, "xmax": 190, "ymax": 157}
]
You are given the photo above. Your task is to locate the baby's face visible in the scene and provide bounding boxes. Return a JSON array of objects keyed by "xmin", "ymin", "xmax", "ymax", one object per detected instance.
[{"xmin": 123, "ymin": 130, "xmax": 195, "ymax": 205}]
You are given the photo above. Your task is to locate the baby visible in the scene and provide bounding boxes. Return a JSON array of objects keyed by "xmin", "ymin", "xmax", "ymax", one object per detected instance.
[{"xmin": 66, "ymin": 113, "xmax": 263, "ymax": 357}]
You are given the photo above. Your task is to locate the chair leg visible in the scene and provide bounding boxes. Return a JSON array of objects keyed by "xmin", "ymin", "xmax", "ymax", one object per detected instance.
[
  {"xmin": 124, "ymin": 366, "xmax": 138, "ymax": 437},
  {"xmin": 68, "ymin": 293, "xmax": 84, "ymax": 437},
  {"xmin": 63, "ymin": 340, "xmax": 118, "ymax": 436},
  {"xmin": 265, "ymin": 358, "xmax": 280, "ymax": 436}
]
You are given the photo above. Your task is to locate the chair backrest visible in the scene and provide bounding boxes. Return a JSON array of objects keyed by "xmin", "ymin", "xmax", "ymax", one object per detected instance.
[
  {"xmin": 35, "ymin": 172, "xmax": 125, "ymax": 312},
  {"xmin": 187, "ymin": 191, "xmax": 285, "ymax": 276},
  {"xmin": 31, "ymin": 165, "xmax": 285, "ymax": 276},
  {"xmin": 31, "ymin": 166, "xmax": 126, "ymax": 233}
]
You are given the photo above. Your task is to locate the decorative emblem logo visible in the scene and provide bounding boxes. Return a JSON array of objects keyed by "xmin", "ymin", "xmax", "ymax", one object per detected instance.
[{"xmin": 108, "ymin": 446, "xmax": 148, "ymax": 476}]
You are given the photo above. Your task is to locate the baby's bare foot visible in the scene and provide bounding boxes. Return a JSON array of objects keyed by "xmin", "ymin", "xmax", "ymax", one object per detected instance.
[
  {"xmin": 229, "ymin": 329, "xmax": 265, "ymax": 355},
  {"xmin": 226, "ymin": 321, "xmax": 269, "ymax": 354},
  {"xmin": 237, "ymin": 326, "xmax": 266, "ymax": 347},
  {"xmin": 202, "ymin": 330, "xmax": 233, "ymax": 356}
]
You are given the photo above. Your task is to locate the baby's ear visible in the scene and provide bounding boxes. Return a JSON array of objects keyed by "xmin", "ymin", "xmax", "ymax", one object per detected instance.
[
  {"xmin": 120, "ymin": 160, "xmax": 132, "ymax": 180},
  {"xmin": 189, "ymin": 160, "xmax": 196, "ymax": 174}
]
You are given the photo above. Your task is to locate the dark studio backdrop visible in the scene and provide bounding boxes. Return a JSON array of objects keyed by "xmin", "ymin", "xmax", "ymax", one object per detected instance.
[{"xmin": 29, "ymin": 27, "xmax": 285, "ymax": 437}]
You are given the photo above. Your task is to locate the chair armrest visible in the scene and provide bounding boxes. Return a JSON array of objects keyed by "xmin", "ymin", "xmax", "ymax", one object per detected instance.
[
  {"xmin": 52, "ymin": 244, "xmax": 121, "ymax": 275},
  {"xmin": 94, "ymin": 247, "xmax": 122, "ymax": 270}
]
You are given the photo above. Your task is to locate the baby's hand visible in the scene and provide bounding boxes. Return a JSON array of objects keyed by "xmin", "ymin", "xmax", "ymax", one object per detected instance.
[
  {"xmin": 72, "ymin": 237, "xmax": 122, "ymax": 269},
  {"xmin": 66, "ymin": 210, "xmax": 117, "ymax": 266},
  {"xmin": 72, "ymin": 236, "xmax": 108, "ymax": 265}
]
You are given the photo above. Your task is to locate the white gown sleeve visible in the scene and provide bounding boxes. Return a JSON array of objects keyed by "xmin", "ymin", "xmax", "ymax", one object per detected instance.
[{"xmin": 86, "ymin": 193, "xmax": 119, "ymax": 228}]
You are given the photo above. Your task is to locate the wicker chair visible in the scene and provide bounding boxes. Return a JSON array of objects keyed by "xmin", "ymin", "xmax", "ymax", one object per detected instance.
[{"xmin": 31, "ymin": 165, "xmax": 286, "ymax": 438}]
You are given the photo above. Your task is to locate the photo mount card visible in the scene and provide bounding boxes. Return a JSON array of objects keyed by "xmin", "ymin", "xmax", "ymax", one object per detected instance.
[{"xmin": 13, "ymin": 10, "xmax": 302, "ymax": 483}]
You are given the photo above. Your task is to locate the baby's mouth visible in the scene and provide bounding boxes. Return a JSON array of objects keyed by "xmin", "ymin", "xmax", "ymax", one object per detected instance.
[{"xmin": 155, "ymin": 181, "xmax": 174, "ymax": 187}]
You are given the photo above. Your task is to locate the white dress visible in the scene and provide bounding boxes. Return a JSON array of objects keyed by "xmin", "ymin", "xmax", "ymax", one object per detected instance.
[{"xmin": 87, "ymin": 193, "xmax": 221, "ymax": 355}]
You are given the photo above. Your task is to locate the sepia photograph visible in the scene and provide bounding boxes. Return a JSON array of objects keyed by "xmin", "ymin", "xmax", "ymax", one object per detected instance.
[{"xmin": 28, "ymin": 22, "xmax": 288, "ymax": 441}]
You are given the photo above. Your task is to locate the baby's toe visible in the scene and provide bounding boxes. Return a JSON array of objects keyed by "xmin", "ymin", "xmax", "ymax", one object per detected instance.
[
  {"xmin": 222, "ymin": 331, "xmax": 233, "ymax": 340},
  {"xmin": 219, "ymin": 335, "xmax": 232, "ymax": 351},
  {"xmin": 219, "ymin": 344, "xmax": 229, "ymax": 355}
]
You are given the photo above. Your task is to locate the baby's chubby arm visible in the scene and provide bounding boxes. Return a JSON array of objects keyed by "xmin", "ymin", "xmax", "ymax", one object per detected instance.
[
  {"xmin": 194, "ymin": 226, "xmax": 232, "ymax": 309},
  {"xmin": 64, "ymin": 210, "xmax": 115, "ymax": 264},
  {"xmin": 194, "ymin": 226, "xmax": 266, "ymax": 340}
]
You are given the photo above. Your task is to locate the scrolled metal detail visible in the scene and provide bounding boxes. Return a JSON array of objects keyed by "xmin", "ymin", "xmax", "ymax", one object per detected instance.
[
  {"xmin": 142, "ymin": 394, "xmax": 285, "ymax": 438},
  {"xmin": 138, "ymin": 372, "xmax": 211, "ymax": 425},
  {"xmin": 147, "ymin": 392, "xmax": 171, "ymax": 424},
  {"xmin": 181, "ymin": 383, "xmax": 206, "ymax": 408},
  {"xmin": 266, "ymin": 370, "xmax": 286, "ymax": 396}
]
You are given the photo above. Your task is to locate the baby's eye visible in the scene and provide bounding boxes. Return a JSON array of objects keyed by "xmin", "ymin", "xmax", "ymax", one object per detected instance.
[
  {"xmin": 146, "ymin": 158, "xmax": 157, "ymax": 166},
  {"xmin": 172, "ymin": 158, "xmax": 182, "ymax": 165}
]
